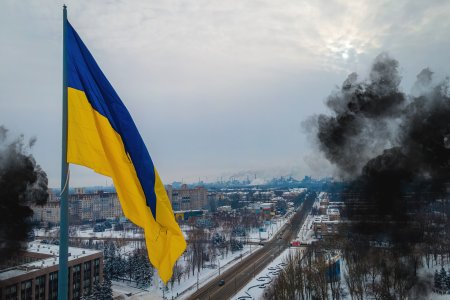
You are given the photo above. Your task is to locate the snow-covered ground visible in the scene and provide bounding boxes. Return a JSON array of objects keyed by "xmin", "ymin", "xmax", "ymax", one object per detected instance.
[
  {"xmin": 296, "ymin": 214, "xmax": 318, "ymax": 245},
  {"xmin": 233, "ymin": 249, "xmax": 449, "ymax": 300},
  {"xmin": 232, "ymin": 247, "xmax": 307, "ymax": 300},
  {"xmin": 417, "ymin": 260, "xmax": 450, "ymax": 300},
  {"xmin": 35, "ymin": 227, "xmax": 145, "ymax": 239},
  {"xmin": 111, "ymin": 212, "xmax": 296, "ymax": 299},
  {"xmin": 240, "ymin": 212, "xmax": 295, "ymax": 243},
  {"xmin": 34, "ymin": 211, "xmax": 293, "ymax": 243},
  {"xmin": 76, "ymin": 228, "xmax": 143, "ymax": 239},
  {"xmin": 337, "ymin": 257, "xmax": 450, "ymax": 300},
  {"xmin": 34, "ymin": 209, "xmax": 296, "ymax": 299},
  {"xmin": 231, "ymin": 193, "xmax": 450, "ymax": 300},
  {"xmin": 111, "ymin": 244, "xmax": 262, "ymax": 299}
]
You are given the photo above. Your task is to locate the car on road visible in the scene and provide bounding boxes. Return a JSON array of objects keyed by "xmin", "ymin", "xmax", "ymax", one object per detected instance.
[{"xmin": 218, "ymin": 280, "xmax": 225, "ymax": 286}]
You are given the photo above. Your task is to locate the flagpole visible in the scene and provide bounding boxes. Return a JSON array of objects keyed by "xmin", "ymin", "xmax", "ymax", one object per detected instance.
[{"xmin": 59, "ymin": 4, "xmax": 69, "ymax": 300}]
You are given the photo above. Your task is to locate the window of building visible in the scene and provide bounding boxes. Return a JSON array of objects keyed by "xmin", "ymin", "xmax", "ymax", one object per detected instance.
[
  {"xmin": 68, "ymin": 267, "xmax": 71, "ymax": 297},
  {"xmin": 49, "ymin": 271, "xmax": 58, "ymax": 300},
  {"xmin": 83, "ymin": 261, "xmax": 92, "ymax": 295},
  {"xmin": 5, "ymin": 284, "xmax": 18, "ymax": 300},
  {"xmin": 93, "ymin": 258, "xmax": 100, "ymax": 283},
  {"xmin": 35, "ymin": 275, "xmax": 46, "ymax": 300},
  {"xmin": 72, "ymin": 264, "xmax": 81, "ymax": 300},
  {"xmin": 20, "ymin": 280, "xmax": 32, "ymax": 300}
]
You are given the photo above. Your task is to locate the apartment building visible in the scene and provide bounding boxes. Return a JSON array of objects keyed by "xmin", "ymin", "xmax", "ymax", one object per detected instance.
[
  {"xmin": 166, "ymin": 184, "xmax": 208, "ymax": 211},
  {"xmin": 0, "ymin": 243, "xmax": 103, "ymax": 300},
  {"xmin": 69, "ymin": 191, "xmax": 123, "ymax": 222},
  {"xmin": 31, "ymin": 201, "xmax": 60, "ymax": 225}
]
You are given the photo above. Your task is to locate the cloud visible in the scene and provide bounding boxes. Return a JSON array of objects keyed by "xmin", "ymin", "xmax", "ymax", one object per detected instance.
[{"xmin": 1, "ymin": 0, "xmax": 450, "ymax": 186}]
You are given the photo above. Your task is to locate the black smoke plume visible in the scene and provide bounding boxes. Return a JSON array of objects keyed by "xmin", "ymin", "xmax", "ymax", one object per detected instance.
[
  {"xmin": 317, "ymin": 53, "xmax": 406, "ymax": 177},
  {"xmin": 313, "ymin": 53, "xmax": 450, "ymax": 246},
  {"xmin": 310, "ymin": 53, "xmax": 450, "ymax": 297},
  {"xmin": 0, "ymin": 126, "xmax": 48, "ymax": 265}
]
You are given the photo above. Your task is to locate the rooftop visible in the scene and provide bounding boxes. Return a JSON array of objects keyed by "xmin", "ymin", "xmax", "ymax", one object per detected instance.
[{"xmin": 0, "ymin": 241, "xmax": 101, "ymax": 281}]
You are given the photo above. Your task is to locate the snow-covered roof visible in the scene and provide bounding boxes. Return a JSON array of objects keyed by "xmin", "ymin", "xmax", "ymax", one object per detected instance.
[
  {"xmin": 327, "ymin": 208, "xmax": 340, "ymax": 215},
  {"xmin": 287, "ymin": 188, "xmax": 307, "ymax": 193},
  {"xmin": 313, "ymin": 215, "xmax": 340, "ymax": 223},
  {"xmin": 0, "ymin": 242, "xmax": 101, "ymax": 281},
  {"xmin": 27, "ymin": 242, "xmax": 99, "ymax": 258}
]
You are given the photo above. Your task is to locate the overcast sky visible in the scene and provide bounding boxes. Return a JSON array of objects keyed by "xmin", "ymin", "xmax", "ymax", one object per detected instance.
[{"xmin": 1, "ymin": 0, "xmax": 450, "ymax": 187}]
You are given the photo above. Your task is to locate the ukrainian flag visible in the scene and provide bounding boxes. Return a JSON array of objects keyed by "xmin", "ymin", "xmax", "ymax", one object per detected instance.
[{"xmin": 65, "ymin": 19, "xmax": 186, "ymax": 283}]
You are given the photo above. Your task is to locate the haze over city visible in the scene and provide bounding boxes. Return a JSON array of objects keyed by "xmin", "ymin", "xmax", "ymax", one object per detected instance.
[{"xmin": 2, "ymin": 0, "xmax": 450, "ymax": 187}]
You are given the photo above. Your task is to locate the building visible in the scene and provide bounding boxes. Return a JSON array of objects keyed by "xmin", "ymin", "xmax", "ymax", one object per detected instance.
[
  {"xmin": 174, "ymin": 210, "xmax": 204, "ymax": 221},
  {"xmin": 216, "ymin": 205, "xmax": 232, "ymax": 213},
  {"xmin": 282, "ymin": 188, "xmax": 307, "ymax": 201},
  {"xmin": 311, "ymin": 192, "xmax": 341, "ymax": 237},
  {"xmin": 326, "ymin": 208, "xmax": 341, "ymax": 221},
  {"xmin": 252, "ymin": 190, "xmax": 275, "ymax": 201},
  {"xmin": 166, "ymin": 184, "xmax": 208, "ymax": 211},
  {"xmin": 31, "ymin": 201, "xmax": 60, "ymax": 225},
  {"xmin": 30, "ymin": 191, "xmax": 61, "ymax": 225},
  {"xmin": 247, "ymin": 202, "xmax": 275, "ymax": 219},
  {"xmin": 0, "ymin": 242, "xmax": 103, "ymax": 300},
  {"xmin": 312, "ymin": 215, "xmax": 340, "ymax": 237},
  {"xmin": 207, "ymin": 191, "xmax": 225, "ymax": 211},
  {"xmin": 31, "ymin": 190, "xmax": 124, "ymax": 225},
  {"xmin": 69, "ymin": 191, "xmax": 123, "ymax": 223}
]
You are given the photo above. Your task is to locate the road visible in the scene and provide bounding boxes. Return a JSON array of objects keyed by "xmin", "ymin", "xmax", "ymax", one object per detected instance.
[{"xmin": 187, "ymin": 193, "xmax": 315, "ymax": 300}]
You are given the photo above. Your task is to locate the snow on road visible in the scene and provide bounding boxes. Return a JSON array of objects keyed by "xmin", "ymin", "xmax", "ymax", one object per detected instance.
[{"xmin": 232, "ymin": 248, "xmax": 305, "ymax": 300}]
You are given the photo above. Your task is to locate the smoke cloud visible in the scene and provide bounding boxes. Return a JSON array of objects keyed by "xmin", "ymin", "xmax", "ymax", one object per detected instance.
[
  {"xmin": 307, "ymin": 53, "xmax": 450, "ymax": 297},
  {"xmin": 316, "ymin": 53, "xmax": 406, "ymax": 177},
  {"xmin": 312, "ymin": 52, "xmax": 450, "ymax": 248},
  {"xmin": 0, "ymin": 126, "xmax": 48, "ymax": 265}
]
